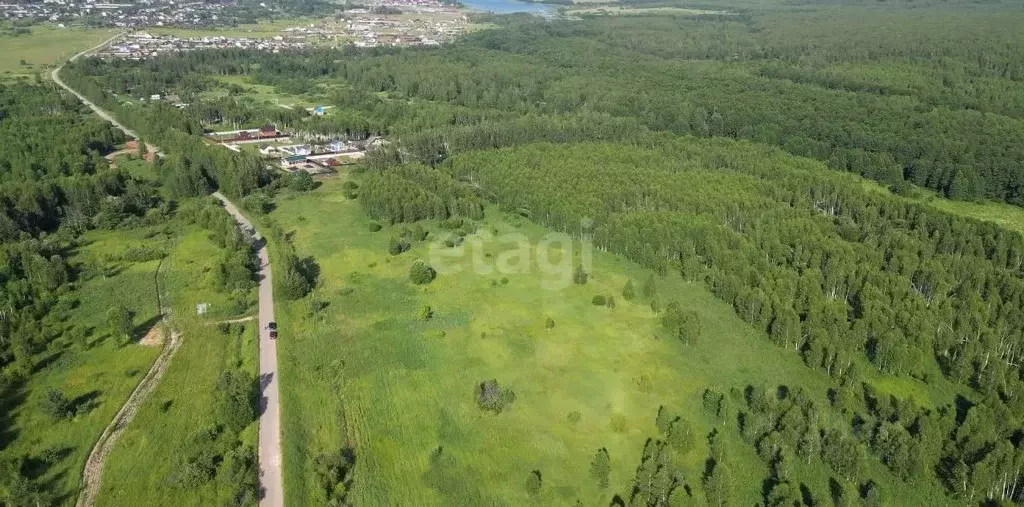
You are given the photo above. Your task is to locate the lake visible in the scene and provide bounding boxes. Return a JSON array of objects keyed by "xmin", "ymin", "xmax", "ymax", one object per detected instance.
[{"xmin": 461, "ymin": 0, "xmax": 554, "ymax": 15}]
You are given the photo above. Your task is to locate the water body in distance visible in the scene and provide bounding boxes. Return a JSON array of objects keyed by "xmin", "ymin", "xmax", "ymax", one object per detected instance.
[{"xmin": 461, "ymin": 0, "xmax": 553, "ymax": 14}]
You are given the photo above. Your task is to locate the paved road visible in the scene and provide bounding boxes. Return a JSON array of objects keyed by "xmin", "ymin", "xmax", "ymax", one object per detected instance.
[
  {"xmin": 214, "ymin": 193, "xmax": 284, "ymax": 507},
  {"xmin": 54, "ymin": 38, "xmax": 285, "ymax": 507}
]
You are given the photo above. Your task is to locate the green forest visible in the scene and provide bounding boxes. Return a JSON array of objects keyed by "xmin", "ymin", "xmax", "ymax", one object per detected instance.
[{"xmin": 7, "ymin": 0, "xmax": 1024, "ymax": 505}]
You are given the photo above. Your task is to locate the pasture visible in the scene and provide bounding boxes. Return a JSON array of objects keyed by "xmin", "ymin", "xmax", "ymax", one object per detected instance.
[{"xmin": 0, "ymin": 26, "xmax": 116, "ymax": 78}]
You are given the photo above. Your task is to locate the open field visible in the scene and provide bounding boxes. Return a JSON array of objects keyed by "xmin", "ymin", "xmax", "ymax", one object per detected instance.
[
  {"xmin": 94, "ymin": 225, "xmax": 259, "ymax": 506},
  {"xmin": 205, "ymin": 75, "xmax": 323, "ymax": 110},
  {"xmin": 0, "ymin": 26, "xmax": 117, "ymax": 78},
  {"xmin": 270, "ymin": 175, "xmax": 935, "ymax": 506}
]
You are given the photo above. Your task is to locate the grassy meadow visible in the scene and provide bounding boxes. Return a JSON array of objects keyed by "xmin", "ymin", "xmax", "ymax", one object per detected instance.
[
  {"xmin": 0, "ymin": 225, "xmax": 170, "ymax": 504},
  {"xmin": 0, "ymin": 26, "xmax": 116, "ymax": 78},
  {"xmin": 271, "ymin": 175, "xmax": 937, "ymax": 506},
  {"xmin": 95, "ymin": 224, "xmax": 259, "ymax": 506}
]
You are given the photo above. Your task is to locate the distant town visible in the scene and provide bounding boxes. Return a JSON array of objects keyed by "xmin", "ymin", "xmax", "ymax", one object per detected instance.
[{"xmin": 3, "ymin": 0, "xmax": 474, "ymax": 48}]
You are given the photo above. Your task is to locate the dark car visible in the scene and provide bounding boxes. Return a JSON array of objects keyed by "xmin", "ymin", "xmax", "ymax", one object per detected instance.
[
  {"xmin": 269, "ymin": 330, "xmax": 278, "ymax": 339},
  {"xmin": 268, "ymin": 321, "xmax": 277, "ymax": 330}
]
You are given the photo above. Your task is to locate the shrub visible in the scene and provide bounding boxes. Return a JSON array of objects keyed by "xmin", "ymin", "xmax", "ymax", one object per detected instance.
[
  {"xmin": 567, "ymin": 410, "xmax": 581, "ymax": 424},
  {"xmin": 622, "ymin": 279, "xmax": 636, "ymax": 301},
  {"xmin": 590, "ymin": 448, "xmax": 610, "ymax": 488},
  {"xmin": 215, "ymin": 371, "xmax": 256, "ymax": 435},
  {"xmin": 241, "ymin": 193, "xmax": 272, "ymax": 215},
  {"xmin": 367, "ymin": 221, "xmax": 382, "ymax": 232},
  {"xmin": 662, "ymin": 302, "xmax": 701, "ymax": 345},
  {"xmin": 411, "ymin": 224, "xmax": 429, "ymax": 241},
  {"xmin": 477, "ymin": 379, "xmax": 515, "ymax": 413},
  {"xmin": 650, "ymin": 293, "xmax": 663, "ymax": 313},
  {"xmin": 419, "ymin": 305, "xmax": 434, "ymax": 320},
  {"xmin": 592, "ymin": 295, "xmax": 606, "ymax": 306},
  {"xmin": 545, "ymin": 317, "xmax": 555, "ymax": 329},
  {"xmin": 606, "ymin": 296, "xmax": 616, "ymax": 308},
  {"xmin": 525, "ymin": 470, "xmax": 542, "ymax": 496},
  {"xmin": 409, "ymin": 261, "xmax": 437, "ymax": 285},
  {"xmin": 388, "ymin": 237, "xmax": 411, "ymax": 255},
  {"xmin": 573, "ymin": 265, "xmax": 588, "ymax": 285},
  {"xmin": 289, "ymin": 171, "xmax": 317, "ymax": 191},
  {"xmin": 41, "ymin": 389, "xmax": 72, "ymax": 421}
]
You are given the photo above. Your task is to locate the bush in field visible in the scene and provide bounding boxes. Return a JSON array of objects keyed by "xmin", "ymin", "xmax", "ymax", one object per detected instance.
[
  {"xmin": 107, "ymin": 304, "xmax": 134, "ymax": 345},
  {"xmin": 409, "ymin": 261, "xmax": 436, "ymax": 285},
  {"xmin": 662, "ymin": 302, "xmax": 701, "ymax": 345},
  {"xmin": 573, "ymin": 265, "xmax": 588, "ymax": 285},
  {"xmin": 622, "ymin": 279, "xmax": 636, "ymax": 301},
  {"xmin": 312, "ymin": 446, "xmax": 356, "ymax": 505},
  {"xmin": 591, "ymin": 448, "xmax": 610, "ymax": 489},
  {"xmin": 289, "ymin": 171, "xmax": 317, "ymax": 191},
  {"xmin": 411, "ymin": 223, "xmax": 429, "ymax": 241},
  {"xmin": 606, "ymin": 296, "xmax": 616, "ymax": 309},
  {"xmin": 41, "ymin": 388, "xmax": 72, "ymax": 421},
  {"xmin": 419, "ymin": 305, "xmax": 434, "ymax": 320},
  {"xmin": 367, "ymin": 221, "xmax": 382, "ymax": 232},
  {"xmin": 477, "ymin": 379, "xmax": 515, "ymax": 413},
  {"xmin": 241, "ymin": 193, "xmax": 272, "ymax": 215},
  {"xmin": 215, "ymin": 371, "xmax": 256, "ymax": 435},
  {"xmin": 525, "ymin": 470, "xmax": 542, "ymax": 496},
  {"xmin": 592, "ymin": 295, "xmax": 606, "ymax": 306},
  {"xmin": 545, "ymin": 317, "xmax": 555, "ymax": 329},
  {"xmin": 388, "ymin": 236, "xmax": 411, "ymax": 255}
]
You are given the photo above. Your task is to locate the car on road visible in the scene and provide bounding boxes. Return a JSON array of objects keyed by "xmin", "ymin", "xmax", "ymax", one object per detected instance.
[
  {"xmin": 269, "ymin": 330, "xmax": 278, "ymax": 339},
  {"xmin": 268, "ymin": 321, "xmax": 277, "ymax": 330}
]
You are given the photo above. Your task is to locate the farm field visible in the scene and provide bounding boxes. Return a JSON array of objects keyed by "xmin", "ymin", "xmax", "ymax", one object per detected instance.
[
  {"xmin": 0, "ymin": 26, "xmax": 116, "ymax": 77},
  {"xmin": 270, "ymin": 175, "xmax": 938, "ymax": 506}
]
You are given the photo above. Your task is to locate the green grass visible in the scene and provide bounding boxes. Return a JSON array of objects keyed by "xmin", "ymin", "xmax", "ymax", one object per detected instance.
[
  {"xmin": 204, "ymin": 75, "xmax": 322, "ymax": 111},
  {"xmin": 0, "ymin": 225, "xmax": 171, "ymax": 504},
  {"xmin": 94, "ymin": 223, "xmax": 259, "ymax": 506},
  {"xmin": 0, "ymin": 26, "xmax": 117, "ymax": 77},
  {"xmin": 270, "ymin": 176, "xmax": 944, "ymax": 506},
  {"xmin": 0, "ymin": 208, "xmax": 260, "ymax": 506}
]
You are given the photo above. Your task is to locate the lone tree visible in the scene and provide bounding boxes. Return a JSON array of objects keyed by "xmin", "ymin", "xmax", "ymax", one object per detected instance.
[
  {"xmin": 107, "ymin": 304, "xmax": 134, "ymax": 345},
  {"xmin": 642, "ymin": 274, "xmax": 657, "ymax": 299},
  {"xmin": 525, "ymin": 470, "xmax": 542, "ymax": 496},
  {"xmin": 41, "ymin": 388, "xmax": 73, "ymax": 421},
  {"xmin": 409, "ymin": 261, "xmax": 437, "ymax": 285},
  {"xmin": 573, "ymin": 265, "xmax": 588, "ymax": 285},
  {"xmin": 590, "ymin": 448, "xmax": 610, "ymax": 488},
  {"xmin": 622, "ymin": 279, "xmax": 636, "ymax": 301}
]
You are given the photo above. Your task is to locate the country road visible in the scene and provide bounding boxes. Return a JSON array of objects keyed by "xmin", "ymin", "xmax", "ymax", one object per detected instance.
[
  {"xmin": 51, "ymin": 33, "xmax": 141, "ymax": 139},
  {"xmin": 54, "ymin": 39, "xmax": 285, "ymax": 507},
  {"xmin": 214, "ymin": 192, "xmax": 285, "ymax": 507}
]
